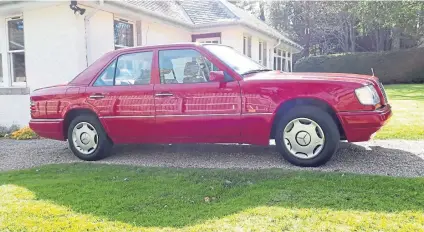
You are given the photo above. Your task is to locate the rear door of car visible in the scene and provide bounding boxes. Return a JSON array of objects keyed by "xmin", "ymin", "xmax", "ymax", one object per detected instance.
[
  {"xmin": 153, "ymin": 46, "xmax": 243, "ymax": 143},
  {"xmin": 85, "ymin": 50, "xmax": 156, "ymax": 143}
]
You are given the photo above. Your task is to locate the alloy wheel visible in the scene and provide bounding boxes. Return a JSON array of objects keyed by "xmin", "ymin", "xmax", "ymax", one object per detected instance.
[
  {"xmin": 72, "ymin": 122, "xmax": 99, "ymax": 155},
  {"xmin": 283, "ymin": 117, "xmax": 325, "ymax": 159}
]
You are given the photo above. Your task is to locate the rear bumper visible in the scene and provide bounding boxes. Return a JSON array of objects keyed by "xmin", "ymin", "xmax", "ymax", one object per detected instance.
[
  {"xmin": 339, "ymin": 105, "xmax": 392, "ymax": 142},
  {"xmin": 29, "ymin": 119, "xmax": 65, "ymax": 141}
]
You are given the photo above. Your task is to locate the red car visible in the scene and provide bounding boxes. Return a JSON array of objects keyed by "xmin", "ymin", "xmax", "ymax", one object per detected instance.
[{"xmin": 29, "ymin": 43, "xmax": 391, "ymax": 167}]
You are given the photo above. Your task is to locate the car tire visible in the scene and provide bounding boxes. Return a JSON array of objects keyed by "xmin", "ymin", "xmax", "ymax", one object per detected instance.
[
  {"xmin": 275, "ymin": 105, "xmax": 340, "ymax": 167},
  {"xmin": 67, "ymin": 114, "xmax": 112, "ymax": 161}
]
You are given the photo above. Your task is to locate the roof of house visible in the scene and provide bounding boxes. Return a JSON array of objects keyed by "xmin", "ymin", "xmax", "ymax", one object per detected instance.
[
  {"xmin": 124, "ymin": 0, "xmax": 193, "ymax": 24},
  {"xmin": 120, "ymin": 0, "xmax": 302, "ymax": 50}
]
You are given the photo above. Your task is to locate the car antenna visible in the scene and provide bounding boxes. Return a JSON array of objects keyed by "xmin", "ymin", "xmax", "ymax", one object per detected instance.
[{"xmin": 371, "ymin": 68, "xmax": 375, "ymax": 76}]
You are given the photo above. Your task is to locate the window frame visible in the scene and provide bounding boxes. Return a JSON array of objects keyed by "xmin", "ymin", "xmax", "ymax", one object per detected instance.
[
  {"xmin": 195, "ymin": 37, "xmax": 221, "ymax": 44},
  {"xmin": 258, "ymin": 40, "xmax": 268, "ymax": 66},
  {"xmin": 263, "ymin": 42, "xmax": 267, "ymax": 67},
  {"xmin": 243, "ymin": 35, "xmax": 252, "ymax": 58},
  {"xmin": 92, "ymin": 50, "xmax": 154, "ymax": 87},
  {"xmin": 247, "ymin": 36, "xmax": 252, "ymax": 58},
  {"xmin": 273, "ymin": 48, "xmax": 288, "ymax": 72},
  {"xmin": 5, "ymin": 15, "xmax": 26, "ymax": 87},
  {"xmin": 0, "ymin": 54, "xmax": 3, "ymax": 86},
  {"xmin": 258, "ymin": 41, "xmax": 262, "ymax": 64},
  {"xmin": 113, "ymin": 17, "xmax": 136, "ymax": 50}
]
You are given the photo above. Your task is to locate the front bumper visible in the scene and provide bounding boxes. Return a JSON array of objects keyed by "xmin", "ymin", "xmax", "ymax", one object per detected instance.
[
  {"xmin": 338, "ymin": 105, "xmax": 392, "ymax": 142},
  {"xmin": 29, "ymin": 119, "xmax": 65, "ymax": 141}
]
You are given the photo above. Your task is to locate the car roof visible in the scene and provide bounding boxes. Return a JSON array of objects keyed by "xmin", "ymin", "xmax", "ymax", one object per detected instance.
[{"xmin": 108, "ymin": 42, "xmax": 231, "ymax": 55}]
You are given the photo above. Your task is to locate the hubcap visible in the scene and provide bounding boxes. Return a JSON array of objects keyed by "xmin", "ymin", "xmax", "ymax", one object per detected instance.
[
  {"xmin": 72, "ymin": 122, "xmax": 98, "ymax": 155},
  {"xmin": 283, "ymin": 118, "xmax": 325, "ymax": 159}
]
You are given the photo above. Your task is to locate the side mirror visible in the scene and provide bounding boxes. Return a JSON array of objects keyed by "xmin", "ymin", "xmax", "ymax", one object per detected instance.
[{"xmin": 209, "ymin": 71, "xmax": 225, "ymax": 82}]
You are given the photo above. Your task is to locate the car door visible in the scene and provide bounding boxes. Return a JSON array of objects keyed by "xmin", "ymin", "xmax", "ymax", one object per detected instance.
[
  {"xmin": 85, "ymin": 50, "xmax": 156, "ymax": 143},
  {"xmin": 154, "ymin": 48, "xmax": 242, "ymax": 143}
]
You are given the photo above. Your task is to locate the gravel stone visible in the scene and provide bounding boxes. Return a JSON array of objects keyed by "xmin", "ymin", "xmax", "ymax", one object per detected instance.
[{"xmin": 0, "ymin": 139, "xmax": 423, "ymax": 177}]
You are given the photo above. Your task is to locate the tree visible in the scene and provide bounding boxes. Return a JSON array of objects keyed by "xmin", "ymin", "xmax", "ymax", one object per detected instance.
[{"xmin": 229, "ymin": 0, "xmax": 424, "ymax": 56}]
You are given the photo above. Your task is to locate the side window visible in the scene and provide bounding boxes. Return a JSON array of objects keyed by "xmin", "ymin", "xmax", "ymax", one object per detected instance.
[
  {"xmin": 93, "ymin": 51, "xmax": 153, "ymax": 86},
  {"xmin": 93, "ymin": 60, "xmax": 116, "ymax": 86},
  {"xmin": 159, "ymin": 49, "xmax": 223, "ymax": 84}
]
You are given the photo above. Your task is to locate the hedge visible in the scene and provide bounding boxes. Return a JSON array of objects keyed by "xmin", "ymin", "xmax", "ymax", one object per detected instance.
[{"xmin": 294, "ymin": 48, "xmax": 424, "ymax": 84}]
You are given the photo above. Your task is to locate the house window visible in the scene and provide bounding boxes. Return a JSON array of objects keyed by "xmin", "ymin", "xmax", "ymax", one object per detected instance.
[
  {"xmin": 196, "ymin": 37, "xmax": 221, "ymax": 44},
  {"xmin": 258, "ymin": 42, "xmax": 262, "ymax": 63},
  {"xmin": 0, "ymin": 55, "xmax": 3, "ymax": 84},
  {"xmin": 288, "ymin": 52, "xmax": 292, "ymax": 72},
  {"xmin": 277, "ymin": 56, "xmax": 281, "ymax": 70},
  {"xmin": 114, "ymin": 19, "xmax": 134, "ymax": 50},
  {"xmin": 8, "ymin": 17, "xmax": 26, "ymax": 83},
  {"xmin": 243, "ymin": 36, "xmax": 247, "ymax": 55},
  {"xmin": 274, "ymin": 48, "xmax": 288, "ymax": 72},
  {"xmin": 243, "ymin": 35, "xmax": 252, "ymax": 57},
  {"xmin": 258, "ymin": 41, "xmax": 268, "ymax": 66}
]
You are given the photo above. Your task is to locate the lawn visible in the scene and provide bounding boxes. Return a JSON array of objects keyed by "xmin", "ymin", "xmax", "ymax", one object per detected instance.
[
  {"xmin": 374, "ymin": 84, "xmax": 424, "ymax": 140},
  {"xmin": 0, "ymin": 163, "xmax": 423, "ymax": 231}
]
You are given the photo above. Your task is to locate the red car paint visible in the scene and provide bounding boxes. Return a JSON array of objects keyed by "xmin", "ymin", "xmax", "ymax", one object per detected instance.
[{"xmin": 29, "ymin": 43, "xmax": 391, "ymax": 145}]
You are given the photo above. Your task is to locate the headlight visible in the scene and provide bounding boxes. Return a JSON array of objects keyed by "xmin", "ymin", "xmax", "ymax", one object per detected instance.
[{"xmin": 355, "ymin": 85, "xmax": 380, "ymax": 105}]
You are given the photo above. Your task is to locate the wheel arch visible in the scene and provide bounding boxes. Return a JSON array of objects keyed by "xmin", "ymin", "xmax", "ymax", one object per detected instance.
[
  {"xmin": 63, "ymin": 108, "xmax": 100, "ymax": 140},
  {"xmin": 270, "ymin": 97, "xmax": 346, "ymax": 140}
]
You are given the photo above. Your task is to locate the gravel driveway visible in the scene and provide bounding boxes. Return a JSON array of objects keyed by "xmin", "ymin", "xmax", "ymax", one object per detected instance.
[{"xmin": 0, "ymin": 139, "xmax": 423, "ymax": 177}]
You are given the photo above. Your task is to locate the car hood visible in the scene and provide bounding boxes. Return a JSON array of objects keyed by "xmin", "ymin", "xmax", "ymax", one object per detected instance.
[{"xmin": 243, "ymin": 71, "xmax": 377, "ymax": 85}]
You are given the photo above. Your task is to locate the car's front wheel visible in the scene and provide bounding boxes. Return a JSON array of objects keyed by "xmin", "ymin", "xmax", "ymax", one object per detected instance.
[
  {"xmin": 67, "ymin": 114, "xmax": 112, "ymax": 161},
  {"xmin": 275, "ymin": 105, "xmax": 340, "ymax": 167}
]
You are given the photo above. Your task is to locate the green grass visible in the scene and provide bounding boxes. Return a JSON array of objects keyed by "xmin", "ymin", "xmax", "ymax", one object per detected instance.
[
  {"xmin": 0, "ymin": 163, "xmax": 423, "ymax": 231},
  {"xmin": 374, "ymin": 84, "xmax": 424, "ymax": 140}
]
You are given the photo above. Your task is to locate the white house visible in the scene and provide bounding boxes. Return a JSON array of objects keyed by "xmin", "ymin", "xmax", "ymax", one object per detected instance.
[{"xmin": 0, "ymin": 0, "xmax": 302, "ymax": 127}]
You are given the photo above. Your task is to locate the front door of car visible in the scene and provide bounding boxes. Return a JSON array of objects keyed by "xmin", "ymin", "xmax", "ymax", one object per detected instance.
[
  {"xmin": 85, "ymin": 51, "xmax": 156, "ymax": 143},
  {"xmin": 153, "ymin": 48, "xmax": 242, "ymax": 143}
]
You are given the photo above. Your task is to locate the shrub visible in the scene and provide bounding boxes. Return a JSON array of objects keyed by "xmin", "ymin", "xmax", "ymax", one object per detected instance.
[
  {"xmin": 0, "ymin": 126, "xmax": 8, "ymax": 137},
  {"xmin": 294, "ymin": 48, "xmax": 424, "ymax": 84},
  {"xmin": 10, "ymin": 127, "xmax": 39, "ymax": 140},
  {"xmin": 8, "ymin": 124, "xmax": 20, "ymax": 134},
  {"xmin": 0, "ymin": 124, "xmax": 21, "ymax": 138}
]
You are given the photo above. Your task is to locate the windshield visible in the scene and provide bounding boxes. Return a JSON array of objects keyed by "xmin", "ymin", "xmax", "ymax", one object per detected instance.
[{"xmin": 204, "ymin": 45, "xmax": 266, "ymax": 76}]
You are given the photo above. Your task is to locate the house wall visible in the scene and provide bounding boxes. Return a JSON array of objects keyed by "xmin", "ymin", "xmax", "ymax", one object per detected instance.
[
  {"xmin": 87, "ymin": 10, "xmax": 114, "ymax": 65},
  {"xmin": 141, "ymin": 19, "xmax": 191, "ymax": 46},
  {"xmin": 241, "ymin": 26, "xmax": 276, "ymax": 69},
  {"xmin": 24, "ymin": 3, "xmax": 87, "ymax": 91},
  {"xmin": 0, "ymin": 3, "xmax": 89, "ymax": 126},
  {"xmin": 193, "ymin": 26, "xmax": 244, "ymax": 54},
  {"xmin": 0, "ymin": 95, "xmax": 30, "ymax": 126},
  {"xmin": 242, "ymin": 26, "xmax": 295, "ymax": 71}
]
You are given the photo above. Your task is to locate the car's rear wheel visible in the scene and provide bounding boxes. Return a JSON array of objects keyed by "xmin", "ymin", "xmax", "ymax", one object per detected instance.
[
  {"xmin": 67, "ymin": 114, "xmax": 112, "ymax": 161},
  {"xmin": 275, "ymin": 105, "xmax": 340, "ymax": 167}
]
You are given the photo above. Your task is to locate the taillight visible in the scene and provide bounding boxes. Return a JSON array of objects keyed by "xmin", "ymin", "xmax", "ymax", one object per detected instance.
[
  {"xmin": 377, "ymin": 81, "xmax": 388, "ymax": 104},
  {"xmin": 30, "ymin": 99, "xmax": 36, "ymax": 112}
]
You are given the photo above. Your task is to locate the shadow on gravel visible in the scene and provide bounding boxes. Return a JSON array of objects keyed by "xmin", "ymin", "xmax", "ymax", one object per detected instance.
[
  {"xmin": 103, "ymin": 142, "xmax": 424, "ymax": 177},
  {"xmin": 0, "ymin": 139, "xmax": 422, "ymax": 176}
]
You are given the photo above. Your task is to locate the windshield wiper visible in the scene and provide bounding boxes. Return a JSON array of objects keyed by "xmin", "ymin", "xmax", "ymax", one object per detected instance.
[{"xmin": 241, "ymin": 69, "xmax": 272, "ymax": 76}]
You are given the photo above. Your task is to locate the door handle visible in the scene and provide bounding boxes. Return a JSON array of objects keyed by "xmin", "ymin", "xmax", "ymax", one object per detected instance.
[
  {"xmin": 89, "ymin": 93, "xmax": 105, "ymax": 99},
  {"xmin": 155, "ymin": 92, "xmax": 174, "ymax": 97}
]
